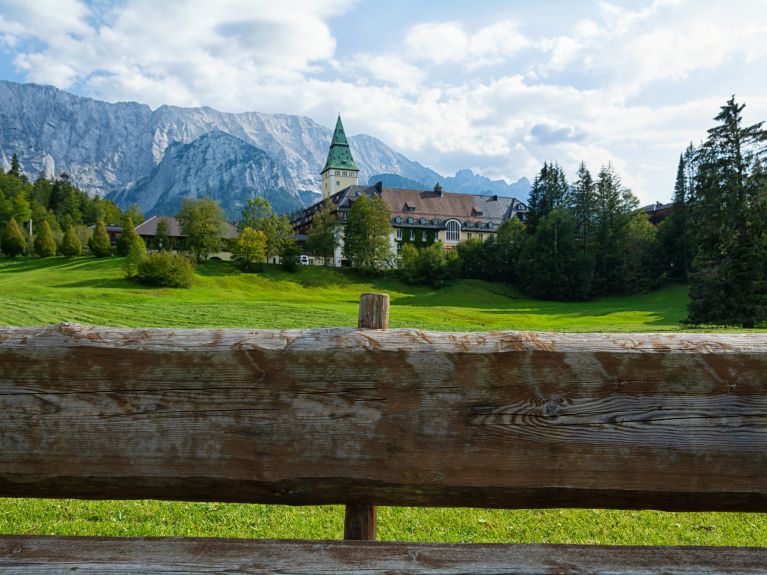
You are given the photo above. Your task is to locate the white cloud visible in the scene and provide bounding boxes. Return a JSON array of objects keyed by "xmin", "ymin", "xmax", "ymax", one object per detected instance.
[{"xmin": 405, "ymin": 19, "xmax": 529, "ymax": 68}]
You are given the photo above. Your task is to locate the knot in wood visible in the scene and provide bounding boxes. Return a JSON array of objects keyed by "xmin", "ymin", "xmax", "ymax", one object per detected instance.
[{"xmin": 543, "ymin": 400, "xmax": 560, "ymax": 417}]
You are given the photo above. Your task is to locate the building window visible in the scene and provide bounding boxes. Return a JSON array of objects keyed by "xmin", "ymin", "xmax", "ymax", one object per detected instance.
[
  {"xmin": 445, "ymin": 220, "xmax": 460, "ymax": 243},
  {"xmin": 396, "ymin": 228, "xmax": 402, "ymax": 240},
  {"xmin": 409, "ymin": 229, "xmax": 415, "ymax": 241},
  {"xmin": 422, "ymin": 231, "xmax": 427, "ymax": 242},
  {"xmin": 397, "ymin": 243, "xmax": 402, "ymax": 254},
  {"xmin": 335, "ymin": 170, "xmax": 340, "ymax": 176},
  {"xmin": 336, "ymin": 180, "xmax": 341, "ymax": 186},
  {"xmin": 479, "ymin": 233, "xmax": 484, "ymax": 241},
  {"xmin": 467, "ymin": 232, "xmax": 472, "ymax": 240}
]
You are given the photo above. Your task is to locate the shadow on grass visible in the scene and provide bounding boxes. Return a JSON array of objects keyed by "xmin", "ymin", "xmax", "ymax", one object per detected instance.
[
  {"xmin": 52, "ymin": 277, "xmax": 138, "ymax": 289},
  {"xmin": 195, "ymin": 260, "xmax": 242, "ymax": 277},
  {"xmin": 0, "ymin": 256, "xmax": 91, "ymax": 273}
]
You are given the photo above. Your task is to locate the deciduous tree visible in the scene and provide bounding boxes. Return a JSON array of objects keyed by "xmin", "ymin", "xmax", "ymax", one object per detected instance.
[
  {"xmin": 177, "ymin": 197, "xmax": 225, "ymax": 263},
  {"xmin": 343, "ymin": 194, "xmax": 392, "ymax": 272}
]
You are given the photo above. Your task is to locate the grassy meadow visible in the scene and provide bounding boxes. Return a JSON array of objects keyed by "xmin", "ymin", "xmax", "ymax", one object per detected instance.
[
  {"xmin": 1, "ymin": 255, "xmax": 765, "ymax": 546},
  {"xmin": 0, "ymin": 255, "xmax": 690, "ymax": 331}
]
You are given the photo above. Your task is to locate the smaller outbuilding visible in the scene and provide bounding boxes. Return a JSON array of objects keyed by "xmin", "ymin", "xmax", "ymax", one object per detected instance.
[{"xmin": 136, "ymin": 216, "xmax": 238, "ymax": 252}]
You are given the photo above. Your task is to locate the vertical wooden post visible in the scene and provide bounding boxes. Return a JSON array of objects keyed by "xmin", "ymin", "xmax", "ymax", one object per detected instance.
[{"xmin": 344, "ymin": 292, "xmax": 389, "ymax": 541}]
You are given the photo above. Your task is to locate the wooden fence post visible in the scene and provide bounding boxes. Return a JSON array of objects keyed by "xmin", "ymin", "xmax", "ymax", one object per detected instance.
[{"xmin": 344, "ymin": 292, "xmax": 389, "ymax": 541}]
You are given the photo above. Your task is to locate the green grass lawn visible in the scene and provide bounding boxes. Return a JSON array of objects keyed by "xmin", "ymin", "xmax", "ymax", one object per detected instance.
[
  {"xmin": 1, "ymin": 255, "xmax": 764, "ymax": 546},
  {"xmin": 0, "ymin": 255, "xmax": 690, "ymax": 331}
]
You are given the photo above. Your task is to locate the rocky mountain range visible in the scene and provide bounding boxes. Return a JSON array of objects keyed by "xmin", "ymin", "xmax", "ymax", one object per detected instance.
[{"xmin": 0, "ymin": 80, "xmax": 530, "ymax": 218}]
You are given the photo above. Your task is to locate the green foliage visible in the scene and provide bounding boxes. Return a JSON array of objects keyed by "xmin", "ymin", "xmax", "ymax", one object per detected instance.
[
  {"xmin": 657, "ymin": 152, "xmax": 695, "ymax": 281},
  {"xmin": 1, "ymin": 217, "xmax": 26, "ymax": 257},
  {"xmin": 240, "ymin": 197, "xmax": 295, "ymax": 261},
  {"xmin": 34, "ymin": 220, "xmax": 57, "ymax": 257},
  {"xmin": 567, "ymin": 161, "xmax": 596, "ymax": 252},
  {"xmin": 306, "ymin": 201, "xmax": 338, "ymax": 264},
  {"xmin": 343, "ymin": 194, "xmax": 392, "ymax": 272},
  {"xmin": 592, "ymin": 163, "xmax": 640, "ymax": 295},
  {"xmin": 89, "ymin": 221, "xmax": 112, "ymax": 257},
  {"xmin": 400, "ymin": 242, "xmax": 456, "ymax": 287},
  {"xmin": 233, "ymin": 227, "xmax": 267, "ymax": 272},
  {"xmin": 687, "ymin": 97, "xmax": 767, "ymax": 327},
  {"xmin": 117, "ymin": 216, "xmax": 140, "ymax": 256},
  {"xmin": 155, "ymin": 218, "xmax": 171, "ymax": 251},
  {"xmin": 137, "ymin": 251, "xmax": 194, "ymax": 288},
  {"xmin": 122, "ymin": 235, "xmax": 147, "ymax": 279},
  {"xmin": 527, "ymin": 162, "xmax": 569, "ymax": 232},
  {"xmin": 123, "ymin": 204, "xmax": 144, "ymax": 228},
  {"xmin": 61, "ymin": 226, "xmax": 82, "ymax": 258},
  {"xmin": 177, "ymin": 197, "xmax": 225, "ymax": 263},
  {"xmin": 517, "ymin": 209, "xmax": 594, "ymax": 301},
  {"xmin": 280, "ymin": 242, "xmax": 301, "ymax": 272},
  {"xmin": 618, "ymin": 213, "xmax": 660, "ymax": 294}
]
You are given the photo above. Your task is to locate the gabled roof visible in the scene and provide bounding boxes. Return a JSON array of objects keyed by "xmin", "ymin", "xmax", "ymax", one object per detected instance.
[
  {"xmin": 136, "ymin": 215, "xmax": 239, "ymax": 239},
  {"xmin": 321, "ymin": 115, "xmax": 359, "ymax": 174}
]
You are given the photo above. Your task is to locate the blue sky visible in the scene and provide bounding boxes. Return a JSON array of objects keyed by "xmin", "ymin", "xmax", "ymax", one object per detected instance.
[{"xmin": 1, "ymin": 0, "xmax": 766, "ymax": 203}]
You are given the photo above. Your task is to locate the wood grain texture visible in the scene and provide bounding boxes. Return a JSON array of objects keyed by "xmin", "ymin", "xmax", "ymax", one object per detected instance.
[
  {"xmin": 1, "ymin": 536, "xmax": 766, "ymax": 574},
  {"xmin": 358, "ymin": 292, "xmax": 389, "ymax": 330},
  {"xmin": 1, "ymin": 324, "xmax": 766, "ymax": 510}
]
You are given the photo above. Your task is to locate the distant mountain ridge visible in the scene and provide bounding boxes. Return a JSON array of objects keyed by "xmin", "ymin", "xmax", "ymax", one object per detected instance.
[{"xmin": 0, "ymin": 80, "xmax": 530, "ymax": 218}]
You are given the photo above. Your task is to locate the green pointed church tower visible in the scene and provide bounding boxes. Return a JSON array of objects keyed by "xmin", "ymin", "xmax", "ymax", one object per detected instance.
[{"xmin": 321, "ymin": 115, "xmax": 359, "ymax": 199}]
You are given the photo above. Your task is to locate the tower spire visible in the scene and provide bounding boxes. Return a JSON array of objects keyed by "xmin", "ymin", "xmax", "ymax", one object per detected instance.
[{"xmin": 321, "ymin": 114, "xmax": 359, "ymax": 198}]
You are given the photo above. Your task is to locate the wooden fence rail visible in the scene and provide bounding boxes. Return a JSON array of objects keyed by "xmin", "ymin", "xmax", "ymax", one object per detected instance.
[
  {"xmin": 2, "ymin": 291, "xmax": 767, "ymax": 573},
  {"xmin": 1, "ymin": 321, "xmax": 766, "ymax": 512}
]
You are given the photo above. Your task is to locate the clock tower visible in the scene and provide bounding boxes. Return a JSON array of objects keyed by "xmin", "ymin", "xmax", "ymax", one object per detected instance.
[{"xmin": 321, "ymin": 115, "xmax": 359, "ymax": 199}]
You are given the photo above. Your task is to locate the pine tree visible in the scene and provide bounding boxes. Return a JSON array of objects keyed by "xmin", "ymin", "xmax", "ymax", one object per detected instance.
[
  {"xmin": 1, "ymin": 217, "xmax": 26, "ymax": 257},
  {"xmin": 34, "ymin": 220, "xmax": 57, "ymax": 257},
  {"xmin": 89, "ymin": 220, "xmax": 112, "ymax": 257},
  {"xmin": 517, "ymin": 209, "xmax": 594, "ymax": 301},
  {"xmin": 9, "ymin": 154, "xmax": 25, "ymax": 181},
  {"xmin": 658, "ymin": 154, "xmax": 693, "ymax": 280},
  {"xmin": 687, "ymin": 96, "xmax": 767, "ymax": 327},
  {"xmin": 122, "ymin": 234, "xmax": 147, "ymax": 278},
  {"xmin": 117, "ymin": 216, "xmax": 141, "ymax": 256},
  {"xmin": 592, "ymin": 163, "xmax": 639, "ymax": 295},
  {"xmin": 568, "ymin": 161, "xmax": 596, "ymax": 253},
  {"xmin": 526, "ymin": 162, "xmax": 569, "ymax": 232},
  {"xmin": 61, "ymin": 226, "xmax": 82, "ymax": 258}
]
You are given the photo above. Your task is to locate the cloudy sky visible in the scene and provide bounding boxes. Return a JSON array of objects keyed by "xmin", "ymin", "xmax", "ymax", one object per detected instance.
[{"xmin": 0, "ymin": 0, "xmax": 765, "ymax": 203}]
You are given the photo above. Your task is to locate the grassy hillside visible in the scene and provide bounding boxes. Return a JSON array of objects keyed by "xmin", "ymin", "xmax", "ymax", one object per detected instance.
[
  {"xmin": 2, "ymin": 255, "xmax": 764, "ymax": 546},
  {"xmin": 0, "ymin": 256, "xmax": 689, "ymax": 330}
]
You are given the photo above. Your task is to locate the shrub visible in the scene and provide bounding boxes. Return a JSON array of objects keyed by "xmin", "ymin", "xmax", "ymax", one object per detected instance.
[
  {"xmin": 137, "ymin": 251, "xmax": 194, "ymax": 288},
  {"xmin": 60, "ymin": 227, "xmax": 82, "ymax": 258},
  {"xmin": 1, "ymin": 218, "xmax": 26, "ymax": 257},
  {"xmin": 280, "ymin": 242, "xmax": 301, "ymax": 272},
  {"xmin": 399, "ymin": 242, "xmax": 456, "ymax": 287}
]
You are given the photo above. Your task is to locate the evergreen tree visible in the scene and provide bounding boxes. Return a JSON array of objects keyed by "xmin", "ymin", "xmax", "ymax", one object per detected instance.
[
  {"xmin": 61, "ymin": 226, "xmax": 82, "ymax": 258},
  {"xmin": 9, "ymin": 154, "xmax": 25, "ymax": 181},
  {"xmin": 177, "ymin": 197, "xmax": 225, "ymax": 263},
  {"xmin": 306, "ymin": 201, "xmax": 338, "ymax": 265},
  {"xmin": 592, "ymin": 163, "xmax": 639, "ymax": 295},
  {"xmin": 526, "ymin": 162, "xmax": 569, "ymax": 232},
  {"xmin": 517, "ymin": 209, "xmax": 594, "ymax": 301},
  {"xmin": 568, "ymin": 162, "xmax": 596, "ymax": 253},
  {"xmin": 687, "ymin": 96, "xmax": 767, "ymax": 327},
  {"xmin": 122, "ymin": 234, "xmax": 148, "ymax": 279},
  {"xmin": 117, "ymin": 216, "xmax": 140, "ymax": 256},
  {"xmin": 658, "ymin": 154, "xmax": 694, "ymax": 280},
  {"xmin": 124, "ymin": 204, "xmax": 144, "ymax": 227},
  {"xmin": 89, "ymin": 220, "xmax": 112, "ymax": 257},
  {"xmin": 34, "ymin": 220, "xmax": 57, "ymax": 257},
  {"xmin": 1, "ymin": 217, "xmax": 26, "ymax": 257},
  {"xmin": 343, "ymin": 194, "xmax": 392, "ymax": 272}
]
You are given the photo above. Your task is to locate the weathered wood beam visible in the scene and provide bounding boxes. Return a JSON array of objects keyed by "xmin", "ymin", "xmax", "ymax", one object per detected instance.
[
  {"xmin": 1, "ymin": 324, "xmax": 766, "ymax": 511},
  {"xmin": 1, "ymin": 536, "xmax": 766, "ymax": 574}
]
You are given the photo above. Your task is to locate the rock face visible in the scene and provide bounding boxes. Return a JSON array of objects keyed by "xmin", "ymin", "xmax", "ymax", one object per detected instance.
[{"xmin": 0, "ymin": 80, "xmax": 529, "ymax": 218}]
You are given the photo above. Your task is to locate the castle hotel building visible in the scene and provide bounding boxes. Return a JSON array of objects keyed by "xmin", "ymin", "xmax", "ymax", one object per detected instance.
[{"xmin": 293, "ymin": 116, "xmax": 528, "ymax": 265}]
